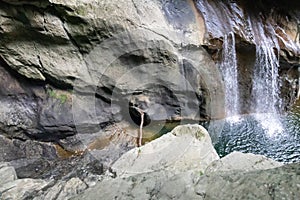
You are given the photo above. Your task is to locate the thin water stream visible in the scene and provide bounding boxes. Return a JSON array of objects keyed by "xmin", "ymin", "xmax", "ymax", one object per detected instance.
[{"xmin": 219, "ymin": 32, "xmax": 240, "ymax": 117}]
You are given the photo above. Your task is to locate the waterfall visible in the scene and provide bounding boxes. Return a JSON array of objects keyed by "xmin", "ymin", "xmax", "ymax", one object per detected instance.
[
  {"xmin": 195, "ymin": 0, "xmax": 298, "ymax": 136},
  {"xmin": 251, "ymin": 45, "xmax": 280, "ymax": 114},
  {"xmin": 251, "ymin": 41, "xmax": 283, "ymax": 136},
  {"xmin": 219, "ymin": 32, "xmax": 240, "ymax": 118},
  {"xmin": 242, "ymin": 14, "xmax": 284, "ymax": 136}
]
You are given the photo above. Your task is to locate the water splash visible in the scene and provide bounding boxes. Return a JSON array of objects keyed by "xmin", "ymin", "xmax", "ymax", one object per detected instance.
[{"xmin": 219, "ymin": 32, "xmax": 240, "ymax": 119}]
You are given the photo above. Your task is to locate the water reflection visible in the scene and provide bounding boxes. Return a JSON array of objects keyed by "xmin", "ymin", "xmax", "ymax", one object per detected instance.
[{"xmin": 212, "ymin": 101, "xmax": 300, "ymax": 163}]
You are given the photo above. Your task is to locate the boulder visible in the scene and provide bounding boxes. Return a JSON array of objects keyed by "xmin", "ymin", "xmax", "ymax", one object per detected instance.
[
  {"xmin": 74, "ymin": 124, "xmax": 298, "ymax": 200},
  {"xmin": 34, "ymin": 177, "xmax": 87, "ymax": 200},
  {"xmin": 0, "ymin": 162, "xmax": 17, "ymax": 186},
  {"xmin": 72, "ymin": 170, "xmax": 198, "ymax": 200},
  {"xmin": 0, "ymin": 178, "xmax": 50, "ymax": 200},
  {"xmin": 112, "ymin": 124, "xmax": 219, "ymax": 176},
  {"xmin": 205, "ymin": 151, "xmax": 283, "ymax": 173},
  {"xmin": 0, "ymin": 135, "xmax": 58, "ymax": 162}
]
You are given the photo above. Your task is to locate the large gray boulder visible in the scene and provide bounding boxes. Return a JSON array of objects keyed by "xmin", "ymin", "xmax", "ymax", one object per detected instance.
[
  {"xmin": 33, "ymin": 177, "xmax": 88, "ymax": 200},
  {"xmin": 205, "ymin": 151, "xmax": 283, "ymax": 173},
  {"xmin": 112, "ymin": 124, "xmax": 219, "ymax": 176}
]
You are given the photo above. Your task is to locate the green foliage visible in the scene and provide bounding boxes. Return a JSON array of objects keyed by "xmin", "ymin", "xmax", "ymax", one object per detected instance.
[{"xmin": 47, "ymin": 89, "xmax": 68, "ymax": 104}]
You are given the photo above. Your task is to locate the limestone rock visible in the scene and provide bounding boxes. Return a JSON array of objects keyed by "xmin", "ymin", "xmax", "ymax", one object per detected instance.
[
  {"xmin": 0, "ymin": 162, "xmax": 17, "ymax": 186},
  {"xmin": 72, "ymin": 170, "xmax": 199, "ymax": 200},
  {"xmin": 205, "ymin": 151, "xmax": 283, "ymax": 173},
  {"xmin": 34, "ymin": 177, "xmax": 87, "ymax": 200},
  {"xmin": 75, "ymin": 162, "xmax": 300, "ymax": 200},
  {"xmin": 0, "ymin": 178, "xmax": 49, "ymax": 200},
  {"xmin": 112, "ymin": 124, "xmax": 219, "ymax": 176},
  {"xmin": 0, "ymin": 0, "xmax": 205, "ymax": 86},
  {"xmin": 195, "ymin": 163, "xmax": 300, "ymax": 200}
]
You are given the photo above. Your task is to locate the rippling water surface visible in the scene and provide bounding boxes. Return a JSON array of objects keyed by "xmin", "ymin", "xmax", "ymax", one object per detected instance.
[{"xmin": 212, "ymin": 101, "xmax": 300, "ymax": 163}]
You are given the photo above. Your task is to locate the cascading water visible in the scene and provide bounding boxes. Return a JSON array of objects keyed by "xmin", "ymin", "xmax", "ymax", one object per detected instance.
[
  {"xmin": 219, "ymin": 32, "xmax": 240, "ymax": 118},
  {"xmin": 251, "ymin": 45, "xmax": 284, "ymax": 136},
  {"xmin": 252, "ymin": 46, "xmax": 280, "ymax": 114},
  {"xmin": 196, "ymin": 0, "xmax": 300, "ymax": 163},
  {"xmin": 249, "ymin": 19, "xmax": 284, "ymax": 136}
]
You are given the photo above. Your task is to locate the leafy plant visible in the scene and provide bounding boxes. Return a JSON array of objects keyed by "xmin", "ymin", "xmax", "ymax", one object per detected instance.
[{"xmin": 47, "ymin": 89, "xmax": 68, "ymax": 104}]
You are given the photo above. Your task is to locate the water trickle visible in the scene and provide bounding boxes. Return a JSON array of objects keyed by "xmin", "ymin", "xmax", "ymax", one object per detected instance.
[{"xmin": 219, "ymin": 32, "xmax": 240, "ymax": 118}]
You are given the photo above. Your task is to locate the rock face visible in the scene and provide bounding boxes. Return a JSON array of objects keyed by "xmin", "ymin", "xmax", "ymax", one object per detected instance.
[
  {"xmin": 195, "ymin": 164, "xmax": 300, "ymax": 200},
  {"xmin": 0, "ymin": 0, "xmax": 225, "ymax": 164}
]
